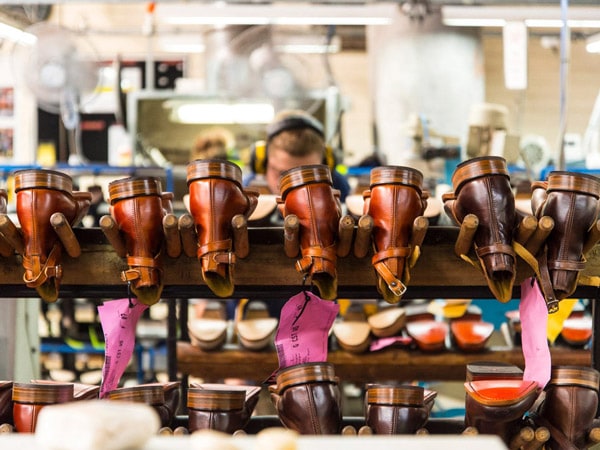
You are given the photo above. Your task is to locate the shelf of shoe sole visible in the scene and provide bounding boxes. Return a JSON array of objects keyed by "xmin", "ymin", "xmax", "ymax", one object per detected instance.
[
  {"xmin": 1, "ymin": 226, "xmax": 600, "ymax": 299},
  {"xmin": 176, "ymin": 341, "xmax": 590, "ymax": 383}
]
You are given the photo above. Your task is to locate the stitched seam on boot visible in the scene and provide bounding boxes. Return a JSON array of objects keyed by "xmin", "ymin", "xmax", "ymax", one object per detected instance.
[
  {"xmin": 31, "ymin": 190, "xmax": 39, "ymax": 255},
  {"xmin": 306, "ymin": 187, "xmax": 319, "ymax": 248},
  {"xmin": 557, "ymin": 194, "xmax": 576, "ymax": 265},
  {"xmin": 305, "ymin": 384, "xmax": 321, "ymax": 434},
  {"xmin": 209, "ymin": 179, "xmax": 216, "ymax": 244},
  {"xmin": 486, "ymin": 178, "xmax": 501, "ymax": 245},
  {"xmin": 132, "ymin": 199, "xmax": 144, "ymax": 252}
]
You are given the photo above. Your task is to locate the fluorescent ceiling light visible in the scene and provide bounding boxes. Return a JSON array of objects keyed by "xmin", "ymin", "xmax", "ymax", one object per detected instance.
[
  {"xmin": 165, "ymin": 101, "xmax": 275, "ymax": 124},
  {"xmin": 156, "ymin": 2, "xmax": 395, "ymax": 26},
  {"xmin": 442, "ymin": 5, "xmax": 600, "ymax": 28}
]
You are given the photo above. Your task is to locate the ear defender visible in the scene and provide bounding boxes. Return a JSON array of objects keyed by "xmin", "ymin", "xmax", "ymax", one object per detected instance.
[{"xmin": 249, "ymin": 114, "xmax": 336, "ymax": 175}]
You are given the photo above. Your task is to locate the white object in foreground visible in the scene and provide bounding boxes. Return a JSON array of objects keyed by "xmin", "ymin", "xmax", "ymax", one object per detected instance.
[{"xmin": 35, "ymin": 400, "xmax": 160, "ymax": 450}]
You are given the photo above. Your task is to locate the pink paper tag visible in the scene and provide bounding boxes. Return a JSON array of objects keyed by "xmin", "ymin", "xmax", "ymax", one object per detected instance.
[
  {"xmin": 370, "ymin": 336, "xmax": 413, "ymax": 352},
  {"xmin": 275, "ymin": 291, "xmax": 339, "ymax": 369},
  {"xmin": 98, "ymin": 298, "xmax": 148, "ymax": 398},
  {"xmin": 520, "ymin": 277, "xmax": 551, "ymax": 388}
]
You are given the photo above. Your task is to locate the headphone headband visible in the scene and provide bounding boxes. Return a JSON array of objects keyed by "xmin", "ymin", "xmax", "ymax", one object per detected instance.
[{"xmin": 266, "ymin": 115, "xmax": 325, "ymax": 141}]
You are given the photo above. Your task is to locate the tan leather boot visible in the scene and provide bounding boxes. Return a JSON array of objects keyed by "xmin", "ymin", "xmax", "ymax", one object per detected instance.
[
  {"xmin": 109, "ymin": 176, "xmax": 170, "ymax": 306},
  {"xmin": 269, "ymin": 362, "xmax": 342, "ymax": 434},
  {"xmin": 277, "ymin": 165, "xmax": 342, "ymax": 300},
  {"xmin": 531, "ymin": 172, "xmax": 600, "ymax": 307},
  {"xmin": 536, "ymin": 366, "xmax": 599, "ymax": 449},
  {"xmin": 12, "ymin": 382, "xmax": 74, "ymax": 433},
  {"xmin": 15, "ymin": 169, "xmax": 91, "ymax": 302},
  {"xmin": 187, "ymin": 160, "xmax": 258, "ymax": 298},
  {"xmin": 443, "ymin": 156, "xmax": 517, "ymax": 303},
  {"xmin": 363, "ymin": 166, "xmax": 428, "ymax": 304}
]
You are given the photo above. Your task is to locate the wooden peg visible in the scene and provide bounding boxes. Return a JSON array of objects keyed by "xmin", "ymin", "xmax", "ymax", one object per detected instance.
[
  {"xmin": 50, "ymin": 212, "xmax": 81, "ymax": 258},
  {"xmin": 462, "ymin": 426, "xmax": 479, "ymax": 436},
  {"xmin": 337, "ymin": 214, "xmax": 355, "ymax": 258},
  {"xmin": 232, "ymin": 214, "xmax": 250, "ymax": 259},
  {"xmin": 410, "ymin": 216, "xmax": 429, "ymax": 251},
  {"xmin": 585, "ymin": 427, "xmax": 600, "ymax": 448},
  {"xmin": 583, "ymin": 219, "xmax": 600, "ymax": 256},
  {"xmin": 178, "ymin": 214, "xmax": 198, "ymax": 258},
  {"xmin": 0, "ymin": 214, "xmax": 23, "ymax": 256},
  {"xmin": 455, "ymin": 213, "xmax": 478, "ymax": 257},
  {"xmin": 357, "ymin": 425, "xmax": 373, "ymax": 436},
  {"xmin": 0, "ymin": 423, "xmax": 14, "ymax": 433},
  {"xmin": 521, "ymin": 426, "xmax": 549, "ymax": 450},
  {"xmin": 341, "ymin": 425, "xmax": 357, "ymax": 435},
  {"xmin": 509, "ymin": 426, "xmax": 534, "ymax": 450},
  {"xmin": 163, "ymin": 213, "xmax": 182, "ymax": 259},
  {"xmin": 0, "ymin": 234, "xmax": 13, "ymax": 258},
  {"xmin": 515, "ymin": 215, "xmax": 538, "ymax": 246},
  {"xmin": 99, "ymin": 215, "xmax": 127, "ymax": 258},
  {"xmin": 283, "ymin": 214, "xmax": 300, "ymax": 258},
  {"xmin": 415, "ymin": 427, "xmax": 429, "ymax": 435},
  {"xmin": 524, "ymin": 215, "xmax": 554, "ymax": 256},
  {"xmin": 353, "ymin": 214, "xmax": 373, "ymax": 259}
]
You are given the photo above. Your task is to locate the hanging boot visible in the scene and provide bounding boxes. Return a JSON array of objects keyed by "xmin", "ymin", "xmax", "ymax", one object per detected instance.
[
  {"xmin": 442, "ymin": 156, "xmax": 517, "ymax": 303},
  {"xmin": 187, "ymin": 160, "xmax": 258, "ymax": 298},
  {"xmin": 15, "ymin": 169, "xmax": 91, "ymax": 302},
  {"xmin": 269, "ymin": 362, "xmax": 342, "ymax": 434},
  {"xmin": 12, "ymin": 382, "xmax": 74, "ymax": 433},
  {"xmin": 363, "ymin": 166, "xmax": 428, "ymax": 304},
  {"xmin": 530, "ymin": 172, "xmax": 600, "ymax": 307},
  {"xmin": 187, "ymin": 384, "xmax": 261, "ymax": 434},
  {"xmin": 364, "ymin": 384, "xmax": 433, "ymax": 434},
  {"xmin": 108, "ymin": 176, "xmax": 170, "ymax": 306},
  {"xmin": 464, "ymin": 377, "xmax": 540, "ymax": 445},
  {"xmin": 535, "ymin": 365, "xmax": 600, "ymax": 449},
  {"xmin": 277, "ymin": 165, "xmax": 341, "ymax": 300}
]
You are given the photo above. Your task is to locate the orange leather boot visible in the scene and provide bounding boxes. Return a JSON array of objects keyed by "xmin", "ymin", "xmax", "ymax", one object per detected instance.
[
  {"xmin": 12, "ymin": 382, "xmax": 74, "ymax": 433},
  {"xmin": 277, "ymin": 165, "xmax": 341, "ymax": 300},
  {"xmin": 443, "ymin": 156, "xmax": 517, "ymax": 303},
  {"xmin": 530, "ymin": 172, "xmax": 600, "ymax": 307},
  {"xmin": 363, "ymin": 166, "xmax": 428, "ymax": 304},
  {"xmin": 187, "ymin": 159, "xmax": 258, "ymax": 298},
  {"xmin": 109, "ymin": 176, "xmax": 171, "ymax": 306},
  {"xmin": 15, "ymin": 169, "xmax": 91, "ymax": 302}
]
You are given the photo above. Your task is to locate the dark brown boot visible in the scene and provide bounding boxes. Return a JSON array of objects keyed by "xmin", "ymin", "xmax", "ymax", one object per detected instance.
[
  {"xmin": 464, "ymin": 378, "xmax": 540, "ymax": 444},
  {"xmin": 12, "ymin": 382, "xmax": 74, "ymax": 433},
  {"xmin": 15, "ymin": 169, "xmax": 91, "ymax": 302},
  {"xmin": 363, "ymin": 166, "xmax": 428, "ymax": 304},
  {"xmin": 365, "ymin": 384, "xmax": 433, "ymax": 434},
  {"xmin": 107, "ymin": 384, "xmax": 171, "ymax": 428},
  {"xmin": 187, "ymin": 160, "xmax": 258, "ymax": 298},
  {"xmin": 109, "ymin": 176, "xmax": 170, "ymax": 306},
  {"xmin": 187, "ymin": 384, "xmax": 261, "ymax": 434},
  {"xmin": 443, "ymin": 156, "xmax": 517, "ymax": 303},
  {"xmin": 536, "ymin": 366, "xmax": 599, "ymax": 449},
  {"xmin": 278, "ymin": 165, "xmax": 342, "ymax": 300},
  {"xmin": 269, "ymin": 362, "xmax": 342, "ymax": 434},
  {"xmin": 0, "ymin": 381, "xmax": 12, "ymax": 427},
  {"xmin": 531, "ymin": 172, "xmax": 600, "ymax": 306}
]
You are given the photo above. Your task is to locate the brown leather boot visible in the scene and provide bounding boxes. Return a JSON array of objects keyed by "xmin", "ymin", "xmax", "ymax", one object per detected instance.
[
  {"xmin": 277, "ymin": 165, "xmax": 342, "ymax": 300},
  {"xmin": 0, "ymin": 381, "xmax": 12, "ymax": 427},
  {"xmin": 109, "ymin": 176, "xmax": 170, "ymax": 306},
  {"xmin": 362, "ymin": 166, "xmax": 428, "ymax": 304},
  {"xmin": 531, "ymin": 172, "xmax": 600, "ymax": 306},
  {"xmin": 464, "ymin": 378, "xmax": 540, "ymax": 444},
  {"xmin": 107, "ymin": 384, "xmax": 171, "ymax": 428},
  {"xmin": 443, "ymin": 156, "xmax": 517, "ymax": 303},
  {"xmin": 187, "ymin": 384, "xmax": 261, "ymax": 434},
  {"xmin": 365, "ymin": 385, "xmax": 433, "ymax": 434},
  {"xmin": 269, "ymin": 362, "xmax": 342, "ymax": 434},
  {"xmin": 15, "ymin": 169, "xmax": 91, "ymax": 302},
  {"xmin": 536, "ymin": 365, "xmax": 600, "ymax": 449},
  {"xmin": 12, "ymin": 382, "xmax": 74, "ymax": 433},
  {"xmin": 187, "ymin": 160, "xmax": 258, "ymax": 298}
]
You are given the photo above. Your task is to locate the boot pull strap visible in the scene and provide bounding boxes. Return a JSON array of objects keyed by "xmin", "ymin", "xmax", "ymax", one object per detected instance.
[{"xmin": 22, "ymin": 244, "xmax": 62, "ymax": 288}]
